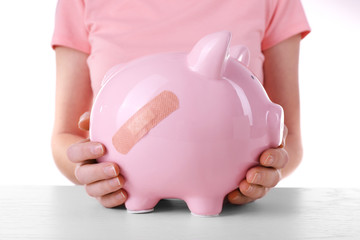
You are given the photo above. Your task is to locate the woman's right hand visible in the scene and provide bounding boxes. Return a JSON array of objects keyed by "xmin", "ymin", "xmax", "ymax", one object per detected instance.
[{"xmin": 66, "ymin": 112, "xmax": 127, "ymax": 208}]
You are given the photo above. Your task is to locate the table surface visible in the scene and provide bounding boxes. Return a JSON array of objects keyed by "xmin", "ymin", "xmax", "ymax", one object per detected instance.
[{"xmin": 0, "ymin": 186, "xmax": 359, "ymax": 240}]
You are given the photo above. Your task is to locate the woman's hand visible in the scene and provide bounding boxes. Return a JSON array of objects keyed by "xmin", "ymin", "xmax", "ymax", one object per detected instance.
[
  {"xmin": 228, "ymin": 34, "xmax": 304, "ymax": 205},
  {"xmin": 227, "ymin": 126, "xmax": 289, "ymax": 205},
  {"xmin": 67, "ymin": 112, "xmax": 128, "ymax": 208}
]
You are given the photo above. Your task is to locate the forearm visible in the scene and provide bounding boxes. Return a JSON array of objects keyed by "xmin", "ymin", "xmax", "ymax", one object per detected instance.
[
  {"xmin": 52, "ymin": 47, "xmax": 92, "ymax": 184},
  {"xmin": 262, "ymin": 34, "xmax": 303, "ymax": 179},
  {"xmin": 51, "ymin": 133, "xmax": 84, "ymax": 184}
]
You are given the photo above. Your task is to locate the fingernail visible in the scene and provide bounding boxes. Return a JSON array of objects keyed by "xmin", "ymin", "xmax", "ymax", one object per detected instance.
[
  {"xmin": 246, "ymin": 184, "xmax": 253, "ymax": 193},
  {"xmin": 251, "ymin": 173, "xmax": 260, "ymax": 184},
  {"xmin": 79, "ymin": 112, "xmax": 90, "ymax": 122},
  {"xmin": 92, "ymin": 145, "xmax": 104, "ymax": 155},
  {"xmin": 264, "ymin": 154, "xmax": 274, "ymax": 165},
  {"xmin": 104, "ymin": 166, "xmax": 117, "ymax": 177},
  {"xmin": 78, "ymin": 112, "xmax": 90, "ymax": 130},
  {"xmin": 109, "ymin": 177, "xmax": 121, "ymax": 187},
  {"xmin": 117, "ymin": 191, "xmax": 126, "ymax": 201},
  {"xmin": 231, "ymin": 194, "xmax": 241, "ymax": 202}
]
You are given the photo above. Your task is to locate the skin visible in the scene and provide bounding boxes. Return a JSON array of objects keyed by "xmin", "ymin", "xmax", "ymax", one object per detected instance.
[
  {"xmin": 52, "ymin": 47, "xmax": 127, "ymax": 207},
  {"xmin": 52, "ymin": 34, "xmax": 302, "ymax": 208},
  {"xmin": 227, "ymin": 34, "xmax": 303, "ymax": 204}
]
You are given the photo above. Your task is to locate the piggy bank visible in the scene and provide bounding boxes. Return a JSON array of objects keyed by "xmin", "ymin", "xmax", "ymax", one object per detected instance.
[{"xmin": 90, "ymin": 31, "xmax": 283, "ymax": 216}]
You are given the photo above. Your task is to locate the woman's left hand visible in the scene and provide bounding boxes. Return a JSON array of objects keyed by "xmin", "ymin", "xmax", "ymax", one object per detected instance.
[{"xmin": 227, "ymin": 126, "xmax": 289, "ymax": 204}]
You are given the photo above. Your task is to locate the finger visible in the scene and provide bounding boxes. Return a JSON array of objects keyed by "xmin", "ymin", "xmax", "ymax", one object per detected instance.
[
  {"xmin": 227, "ymin": 188, "xmax": 254, "ymax": 205},
  {"xmin": 85, "ymin": 175, "xmax": 125, "ymax": 197},
  {"xmin": 260, "ymin": 148, "xmax": 289, "ymax": 169},
  {"xmin": 75, "ymin": 162, "xmax": 120, "ymax": 185},
  {"xmin": 279, "ymin": 125, "xmax": 288, "ymax": 148},
  {"xmin": 97, "ymin": 189, "xmax": 127, "ymax": 208},
  {"xmin": 78, "ymin": 111, "xmax": 90, "ymax": 131},
  {"xmin": 246, "ymin": 166, "xmax": 281, "ymax": 188},
  {"xmin": 67, "ymin": 141, "xmax": 105, "ymax": 163},
  {"xmin": 239, "ymin": 180, "xmax": 269, "ymax": 199}
]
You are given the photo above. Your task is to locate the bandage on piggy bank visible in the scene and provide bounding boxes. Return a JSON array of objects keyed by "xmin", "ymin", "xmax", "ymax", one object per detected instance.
[{"xmin": 90, "ymin": 31, "xmax": 284, "ymax": 216}]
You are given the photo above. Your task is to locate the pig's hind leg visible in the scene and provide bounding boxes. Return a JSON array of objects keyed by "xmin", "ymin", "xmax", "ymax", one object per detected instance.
[
  {"xmin": 125, "ymin": 195, "xmax": 159, "ymax": 214},
  {"xmin": 186, "ymin": 196, "xmax": 224, "ymax": 216}
]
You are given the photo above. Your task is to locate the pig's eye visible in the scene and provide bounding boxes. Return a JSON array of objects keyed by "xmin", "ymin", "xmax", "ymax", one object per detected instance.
[{"xmin": 251, "ymin": 75, "xmax": 254, "ymax": 80}]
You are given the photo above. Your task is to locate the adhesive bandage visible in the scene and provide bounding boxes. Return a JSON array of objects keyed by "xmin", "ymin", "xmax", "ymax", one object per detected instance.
[{"xmin": 112, "ymin": 90, "xmax": 179, "ymax": 154}]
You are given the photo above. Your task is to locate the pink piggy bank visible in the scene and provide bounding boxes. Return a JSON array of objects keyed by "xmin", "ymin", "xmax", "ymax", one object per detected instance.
[{"xmin": 90, "ymin": 31, "xmax": 283, "ymax": 216}]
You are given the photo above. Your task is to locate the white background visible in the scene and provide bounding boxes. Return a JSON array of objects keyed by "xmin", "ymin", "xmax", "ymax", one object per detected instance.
[{"xmin": 0, "ymin": 0, "xmax": 359, "ymax": 187}]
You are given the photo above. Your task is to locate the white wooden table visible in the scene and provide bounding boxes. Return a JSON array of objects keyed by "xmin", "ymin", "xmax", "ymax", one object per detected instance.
[{"xmin": 0, "ymin": 186, "xmax": 359, "ymax": 239}]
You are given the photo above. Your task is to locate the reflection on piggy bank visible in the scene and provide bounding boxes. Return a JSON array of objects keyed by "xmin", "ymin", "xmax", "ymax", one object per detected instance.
[{"xmin": 90, "ymin": 31, "xmax": 283, "ymax": 216}]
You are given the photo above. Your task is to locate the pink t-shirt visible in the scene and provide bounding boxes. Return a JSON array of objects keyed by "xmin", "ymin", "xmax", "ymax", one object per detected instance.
[{"xmin": 52, "ymin": 0, "xmax": 310, "ymax": 96}]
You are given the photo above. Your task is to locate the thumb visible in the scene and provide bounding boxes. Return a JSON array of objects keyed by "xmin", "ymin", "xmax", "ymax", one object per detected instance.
[
  {"xmin": 78, "ymin": 111, "xmax": 90, "ymax": 131},
  {"xmin": 279, "ymin": 124, "xmax": 288, "ymax": 148}
]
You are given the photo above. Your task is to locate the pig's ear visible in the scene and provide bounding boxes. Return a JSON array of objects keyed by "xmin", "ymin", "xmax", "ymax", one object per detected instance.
[
  {"xmin": 187, "ymin": 31, "xmax": 231, "ymax": 79},
  {"xmin": 230, "ymin": 45, "xmax": 250, "ymax": 67}
]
